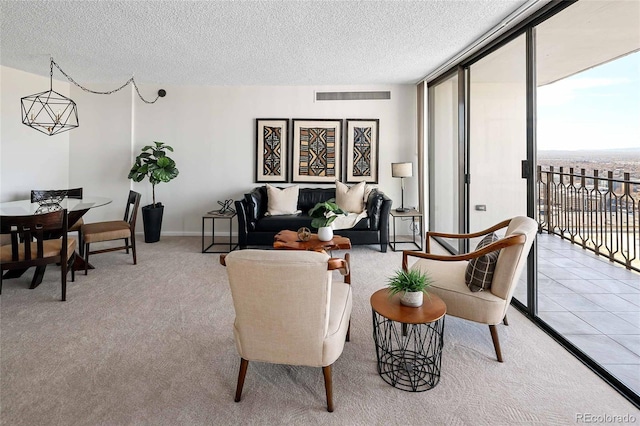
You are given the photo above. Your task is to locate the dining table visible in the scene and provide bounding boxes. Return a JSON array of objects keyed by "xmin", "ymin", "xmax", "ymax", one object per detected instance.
[{"xmin": 0, "ymin": 196, "xmax": 112, "ymax": 287}]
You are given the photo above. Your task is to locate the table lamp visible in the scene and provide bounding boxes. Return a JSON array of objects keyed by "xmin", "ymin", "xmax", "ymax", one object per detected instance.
[{"xmin": 391, "ymin": 162, "xmax": 412, "ymax": 212}]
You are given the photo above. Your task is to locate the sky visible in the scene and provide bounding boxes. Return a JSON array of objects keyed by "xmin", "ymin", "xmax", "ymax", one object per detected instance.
[{"xmin": 537, "ymin": 51, "xmax": 640, "ymax": 151}]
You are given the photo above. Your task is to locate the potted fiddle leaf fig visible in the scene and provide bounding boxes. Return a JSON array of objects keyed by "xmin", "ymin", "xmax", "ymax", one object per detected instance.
[
  {"xmin": 128, "ymin": 141, "xmax": 179, "ymax": 243},
  {"xmin": 308, "ymin": 199, "xmax": 347, "ymax": 242},
  {"xmin": 387, "ymin": 269, "xmax": 433, "ymax": 307}
]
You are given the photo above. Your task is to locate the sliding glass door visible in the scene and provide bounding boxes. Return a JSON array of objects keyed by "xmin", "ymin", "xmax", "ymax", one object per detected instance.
[
  {"xmin": 428, "ymin": 73, "xmax": 462, "ymax": 252},
  {"xmin": 468, "ymin": 34, "xmax": 529, "ymax": 305},
  {"xmin": 427, "ymin": 0, "xmax": 640, "ymax": 404},
  {"xmin": 535, "ymin": 0, "xmax": 640, "ymax": 396}
]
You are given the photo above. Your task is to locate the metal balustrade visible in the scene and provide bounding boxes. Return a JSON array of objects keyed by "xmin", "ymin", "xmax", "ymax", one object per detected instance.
[{"xmin": 537, "ymin": 166, "xmax": 640, "ymax": 272}]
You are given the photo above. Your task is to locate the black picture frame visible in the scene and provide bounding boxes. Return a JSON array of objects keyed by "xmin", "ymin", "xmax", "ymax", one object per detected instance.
[
  {"xmin": 291, "ymin": 118, "xmax": 343, "ymax": 183},
  {"xmin": 345, "ymin": 119, "xmax": 379, "ymax": 183},
  {"xmin": 255, "ymin": 118, "xmax": 289, "ymax": 183}
]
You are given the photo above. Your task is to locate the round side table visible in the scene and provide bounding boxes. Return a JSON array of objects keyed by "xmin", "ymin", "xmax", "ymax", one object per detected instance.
[{"xmin": 370, "ymin": 288, "xmax": 446, "ymax": 392}]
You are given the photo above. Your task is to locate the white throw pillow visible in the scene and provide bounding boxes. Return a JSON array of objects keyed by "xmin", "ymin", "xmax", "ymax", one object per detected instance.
[
  {"xmin": 335, "ymin": 181, "xmax": 365, "ymax": 213},
  {"xmin": 266, "ymin": 184, "xmax": 300, "ymax": 216}
]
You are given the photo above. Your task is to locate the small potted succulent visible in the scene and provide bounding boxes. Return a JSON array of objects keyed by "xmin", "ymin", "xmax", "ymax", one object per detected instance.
[
  {"xmin": 128, "ymin": 141, "xmax": 179, "ymax": 243},
  {"xmin": 308, "ymin": 199, "xmax": 347, "ymax": 242},
  {"xmin": 387, "ymin": 268, "xmax": 433, "ymax": 307}
]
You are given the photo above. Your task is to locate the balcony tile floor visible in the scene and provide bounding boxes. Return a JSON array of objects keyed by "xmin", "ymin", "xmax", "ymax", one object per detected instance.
[{"xmin": 513, "ymin": 233, "xmax": 640, "ymax": 395}]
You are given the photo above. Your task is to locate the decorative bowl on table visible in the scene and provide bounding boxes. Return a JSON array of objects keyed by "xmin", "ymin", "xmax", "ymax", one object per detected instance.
[
  {"xmin": 35, "ymin": 203, "xmax": 63, "ymax": 214},
  {"xmin": 297, "ymin": 227, "xmax": 312, "ymax": 242},
  {"xmin": 31, "ymin": 190, "xmax": 68, "ymax": 206}
]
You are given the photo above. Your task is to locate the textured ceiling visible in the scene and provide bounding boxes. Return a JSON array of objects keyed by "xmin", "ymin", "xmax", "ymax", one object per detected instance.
[{"xmin": 0, "ymin": 0, "xmax": 529, "ymax": 86}]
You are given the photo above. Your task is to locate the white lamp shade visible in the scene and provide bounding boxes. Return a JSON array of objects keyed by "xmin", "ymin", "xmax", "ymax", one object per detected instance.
[{"xmin": 391, "ymin": 162, "xmax": 413, "ymax": 178}]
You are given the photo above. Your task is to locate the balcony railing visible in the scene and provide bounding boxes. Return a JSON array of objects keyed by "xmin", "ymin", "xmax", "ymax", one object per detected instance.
[{"xmin": 537, "ymin": 166, "xmax": 640, "ymax": 272}]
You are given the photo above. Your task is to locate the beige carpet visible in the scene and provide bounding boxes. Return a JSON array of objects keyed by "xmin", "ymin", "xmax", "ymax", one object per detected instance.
[{"xmin": 1, "ymin": 237, "xmax": 637, "ymax": 425}]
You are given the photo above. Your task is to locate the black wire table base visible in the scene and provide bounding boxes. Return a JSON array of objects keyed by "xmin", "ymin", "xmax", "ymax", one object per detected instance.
[{"xmin": 372, "ymin": 310, "xmax": 445, "ymax": 392}]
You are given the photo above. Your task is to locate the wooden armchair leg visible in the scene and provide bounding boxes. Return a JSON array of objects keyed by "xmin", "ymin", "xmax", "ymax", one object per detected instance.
[
  {"xmin": 323, "ymin": 364, "xmax": 334, "ymax": 412},
  {"xmin": 503, "ymin": 314, "xmax": 509, "ymax": 326},
  {"xmin": 235, "ymin": 358, "xmax": 249, "ymax": 402},
  {"xmin": 344, "ymin": 252, "xmax": 351, "ymax": 343},
  {"xmin": 344, "ymin": 253, "xmax": 351, "ymax": 285},
  {"xmin": 489, "ymin": 325, "xmax": 503, "ymax": 362}
]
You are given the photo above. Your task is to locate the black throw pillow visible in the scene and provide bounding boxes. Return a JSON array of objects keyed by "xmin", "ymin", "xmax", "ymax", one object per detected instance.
[{"xmin": 465, "ymin": 232, "xmax": 500, "ymax": 292}]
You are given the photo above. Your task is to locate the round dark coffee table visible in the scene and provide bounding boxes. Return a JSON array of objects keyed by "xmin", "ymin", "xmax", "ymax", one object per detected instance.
[{"xmin": 370, "ymin": 288, "xmax": 446, "ymax": 392}]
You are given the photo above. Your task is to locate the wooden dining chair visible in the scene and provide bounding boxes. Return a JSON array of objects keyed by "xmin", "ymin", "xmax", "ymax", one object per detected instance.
[
  {"xmin": 31, "ymin": 187, "xmax": 85, "ymax": 254},
  {"xmin": 81, "ymin": 190, "xmax": 141, "ymax": 274},
  {"xmin": 0, "ymin": 209, "xmax": 76, "ymax": 301}
]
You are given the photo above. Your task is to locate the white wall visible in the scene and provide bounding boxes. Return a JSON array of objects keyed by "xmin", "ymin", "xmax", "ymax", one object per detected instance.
[
  {"xmin": 0, "ymin": 66, "xmax": 70, "ymax": 201},
  {"xmin": 69, "ymin": 85, "xmax": 133, "ymax": 223},
  {"xmin": 1, "ymin": 65, "xmax": 418, "ymax": 236},
  {"xmin": 132, "ymin": 84, "xmax": 417, "ymax": 235}
]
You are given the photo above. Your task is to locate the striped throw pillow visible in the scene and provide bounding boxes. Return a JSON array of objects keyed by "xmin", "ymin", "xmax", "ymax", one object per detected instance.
[{"xmin": 465, "ymin": 233, "xmax": 500, "ymax": 292}]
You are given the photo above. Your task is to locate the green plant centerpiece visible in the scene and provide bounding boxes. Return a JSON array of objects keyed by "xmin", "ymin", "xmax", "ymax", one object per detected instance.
[
  {"xmin": 387, "ymin": 268, "xmax": 433, "ymax": 307},
  {"xmin": 128, "ymin": 141, "xmax": 179, "ymax": 243},
  {"xmin": 308, "ymin": 199, "xmax": 347, "ymax": 242}
]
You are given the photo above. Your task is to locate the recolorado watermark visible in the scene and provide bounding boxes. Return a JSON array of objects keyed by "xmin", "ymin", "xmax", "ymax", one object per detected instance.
[{"xmin": 576, "ymin": 413, "xmax": 637, "ymax": 424}]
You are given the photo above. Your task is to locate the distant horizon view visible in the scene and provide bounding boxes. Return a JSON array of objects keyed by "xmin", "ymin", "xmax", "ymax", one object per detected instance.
[
  {"xmin": 537, "ymin": 51, "xmax": 639, "ymax": 152},
  {"xmin": 538, "ymin": 147, "xmax": 640, "ymax": 153},
  {"xmin": 538, "ymin": 148, "xmax": 640, "ymax": 181}
]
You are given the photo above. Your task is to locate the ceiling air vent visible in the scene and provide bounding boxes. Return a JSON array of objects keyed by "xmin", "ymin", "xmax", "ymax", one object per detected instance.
[{"xmin": 315, "ymin": 91, "xmax": 391, "ymax": 101}]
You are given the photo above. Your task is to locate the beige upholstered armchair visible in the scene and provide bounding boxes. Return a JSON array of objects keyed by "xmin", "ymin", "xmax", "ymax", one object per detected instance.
[
  {"xmin": 402, "ymin": 216, "xmax": 537, "ymax": 362},
  {"xmin": 222, "ymin": 249, "xmax": 352, "ymax": 412}
]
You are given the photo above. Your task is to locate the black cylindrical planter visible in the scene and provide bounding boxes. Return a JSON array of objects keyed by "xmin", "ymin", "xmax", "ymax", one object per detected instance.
[{"xmin": 142, "ymin": 203, "xmax": 164, "ymax": 243}]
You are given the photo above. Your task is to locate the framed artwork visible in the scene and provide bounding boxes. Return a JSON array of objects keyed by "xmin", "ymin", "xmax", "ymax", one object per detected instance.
[
  {"xmin": 291, "ymin": 119, "xmax": 342, "ymax": 183},
  {"xmin": 345, "ymin": 119, "xmax": 379, "ymax": 183},
  {"xmin": 255, "ymin": 119, "xmax": 289, "ymax": 183}
]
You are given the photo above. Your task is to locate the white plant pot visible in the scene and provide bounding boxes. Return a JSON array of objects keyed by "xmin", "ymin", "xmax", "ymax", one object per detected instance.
[
  {"xmin": 400, "ymin": 291, "xmax": 424, "ymax": 307},
  {"xmin": 317, "ymin": 226, "xmax": 333, "ymax": 242}
]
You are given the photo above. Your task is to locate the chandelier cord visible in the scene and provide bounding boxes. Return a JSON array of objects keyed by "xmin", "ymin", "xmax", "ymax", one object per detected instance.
[{"xmin": 51, "ymin": 58, "xmax": 161, "ymax": 104}]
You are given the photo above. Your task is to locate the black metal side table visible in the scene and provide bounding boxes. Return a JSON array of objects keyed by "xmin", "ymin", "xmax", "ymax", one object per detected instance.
[
  {"xmin": 370, "ymin": 288, "xmax": 446, "ymax": 392},
  {"xmin": 389, "ymin": 209, "xmax": 423, "ymax": 251},
  {"xmin": 202, "ymin": 211, "xmax": 238, "ymax": 253}
]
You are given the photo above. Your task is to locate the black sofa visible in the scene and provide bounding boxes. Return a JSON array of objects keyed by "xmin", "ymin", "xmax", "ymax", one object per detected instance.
[{"xmin": 235, "ymin": 186, "xmax": 392, "ymax": 252}]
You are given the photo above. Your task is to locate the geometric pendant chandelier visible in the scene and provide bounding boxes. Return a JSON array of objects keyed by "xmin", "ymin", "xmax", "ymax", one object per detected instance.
[
  {"xmin": 21, "ymin": 58, "xmax": 78, "ymax": 135},
  {"xmin": 21, "ymin": 57, "xmax": 165, "ymax": 136}
]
